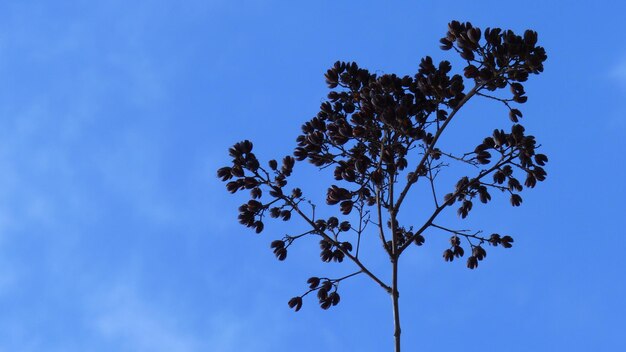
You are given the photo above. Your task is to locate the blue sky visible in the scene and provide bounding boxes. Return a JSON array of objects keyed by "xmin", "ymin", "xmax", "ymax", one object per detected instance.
[{"xmin": 0, "ymin": 1, "xmax": 625, "ymax": 351}]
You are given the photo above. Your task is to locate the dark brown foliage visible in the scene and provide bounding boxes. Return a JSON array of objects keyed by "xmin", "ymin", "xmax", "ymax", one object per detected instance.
[{"xmin": 218, "ymin": 21, "xmax": 547, "ymax": 312}]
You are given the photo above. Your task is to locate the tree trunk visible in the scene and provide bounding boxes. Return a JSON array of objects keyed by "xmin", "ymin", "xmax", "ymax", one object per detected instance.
[{"xmin": 392, "ymin": 257, "xmax": 401, "ymax": 352}]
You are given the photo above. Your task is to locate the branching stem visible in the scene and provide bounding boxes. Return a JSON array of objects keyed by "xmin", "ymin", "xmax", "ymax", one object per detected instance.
[
  {"xmin": 393, "ymin": 83, "xmax": 483, "ymax": 215},
  {"xmin": 285, "ymin": 193, "xmax": 392, "ymax": 293},
  {"xmin": 399, "ymin": 153, "xmax": 516, "ymax": 255}
]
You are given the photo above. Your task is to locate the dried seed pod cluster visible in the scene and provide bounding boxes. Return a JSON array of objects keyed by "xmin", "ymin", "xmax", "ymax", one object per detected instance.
[
  {"xmin": 442, "ymin": 123, "xmax": 548, "ymax": 219},
  {"xmin": 218, "ymin": 21, "xmax": 548, "ymax": 311},
  {"xmin": 442, "ymin": 232, "xmax": 515, "ymax": 269},
  {"xmin": 288, "ymin": 276, "xmax": 344, "ymax": 312}
]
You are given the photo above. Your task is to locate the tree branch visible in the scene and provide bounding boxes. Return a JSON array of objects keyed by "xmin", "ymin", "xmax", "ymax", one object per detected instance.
[
  {"xmin": 376, "ymin": 187, "xmax": 391, "ymax": 254},
  {"xmin": 393, "ymin": 83, "xmax": 483, "ymax": 215},
  {"xmin": 398, "ymin": 153, "xmax": 515, "ymax": 255},
  {"xmin": 285, "ymin": 193, "xmax": 392, "ymax": 293}
]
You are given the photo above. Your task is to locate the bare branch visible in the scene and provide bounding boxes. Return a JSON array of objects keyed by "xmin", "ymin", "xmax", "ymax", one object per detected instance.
[
  {"xmin": 393, "ymin": 83, "xmax": 483, "ymax": 216},
  {"xmin": 398, "ymin": 153, "xmax": 516, "ymax": 255},
  {"xmin": 285, "ymin": 193, "xmax": 392, "ymax": 293}
]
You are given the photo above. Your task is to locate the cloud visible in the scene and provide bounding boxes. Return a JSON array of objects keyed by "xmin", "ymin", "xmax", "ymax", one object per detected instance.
[
  {"xmin": 86, "ymin": 277, "xmax": 291, "ymax": 352},
  {"xmin": 607, "ymin": 58, "xmax": 626, "ymax": 128},
  {"xmin": 91, "ymin": 283, "xmax": 202, "ymax": 352},
  {"xmin": 610, "ymin": 57, "xmax": 626, "ymax": 84}
]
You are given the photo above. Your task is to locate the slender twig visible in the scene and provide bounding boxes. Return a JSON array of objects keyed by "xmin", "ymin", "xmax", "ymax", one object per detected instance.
[
  {"xmin": 476, "ymin": 91, "xmax": 514, "ymax": 110},
  {"xmin": 431, "ymin": 223, "xmax": 486, "ymax": 242},
  {"xmin": 335, "ymin": 270, "xmax": 363, "ymax": 283},
  {"xmin": 285, "ymin": 193, "xmax": 392, "ymax": 293},
  {"xmin": 376, "ymin": 187, "xmax": 390, "ymax": 254},
  {"xmin": 438, "ymin": 150, "xmax": 479, "ymax": 167},
  {"xmin": 354, "ymin": 202, "xmax": 367, "ymax": 258},
  {"xmin": 393, "ymin": 83, "xmax": 483, "ymax": 215},
  {"xmin": 427, "ymin": 158, "xmax": 439, "ymax": 208},
  {"xmin": 254, "ymin": 171, "xmax": 392, "ymax": 293},
  {"xmin": 285, "ymin": 230, "xmax": 315, "ymax": 244},
  {"xmin": 398, "ymin": 152, "xmax": 516, "ymax": 255},
  {"xmin": 300, "ymin": 270, "xmax": 364, "ymax": 298}
]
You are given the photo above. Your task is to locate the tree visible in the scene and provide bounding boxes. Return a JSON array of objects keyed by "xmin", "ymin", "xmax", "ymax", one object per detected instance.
[{"xmin": 217, "ymin": 20, "xmax": 548, "ymax": 351}]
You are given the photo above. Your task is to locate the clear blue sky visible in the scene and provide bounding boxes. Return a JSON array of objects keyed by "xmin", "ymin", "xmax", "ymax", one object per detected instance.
[{"xmin": 0, "ymin": 1, "xmax": 624, "ymax": 351}]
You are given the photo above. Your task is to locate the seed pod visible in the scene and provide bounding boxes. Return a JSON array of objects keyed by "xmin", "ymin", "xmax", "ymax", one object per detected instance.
[
  {"xmin": 226, "ymin": 181, "xmax": 240, "ymax": 193},
  {"xmin": 488, "ymin": 234, "xmax": 501, "ymax": 246},
  {"xmin": 508, "ymin": 178, "xmax": 523, "ymax": 192},
  {"xmin": 501, "ymin": 235, "xmax": 514, "ymax": 248},
  {"xmin": 467, "ymin": 256, "xmax": 478, "ymax": 269},
  {"xmin": 479, "ymin": 188, "xmax": 491, "ymax": 203},
  {"xmin": 231, "ymin": 165, "xmax": 244, "ymax": 178},
  {"xmin": 476, "ymin": 151, "xmax": 491, "ymax": 164},
  {"xmin": 464, "ymin": 64, "xmax": 478, "ymax": 78},
  {"xmin": 320, "ymin": 249, "xmax": 333, "ymax": 262},
  {"xmin": 413, "ymin": 234, "xmax": 425, "ymax": 246},
  {"xmin": 288, "ymin": 296, "xmax": 303, "ymax": 312},
  {"xmin": 307, "ymin": 277, "xmax": 320, "ymax": 289},
  {"xmin": 317, "ymin": 287, "xmax": 328, "ymax": 301},
  {"xmin": 340, "ymin": 201, "xmax": 353, "ymax": 215},
  {"xmin": 473, "ymin": 245, "xmax": 487, "ymax": 261},
  {"xmin": 513, "ymin": 95, "xmax": 528, "ymax": 103},
  {"xmin": 238, "ymin": 140, "xmax": 253, "ymax": 154},
  {"xmin": 453, "ymin": 245, "xmax": 464, "ymax": 258},
  {"xmin": 254, "ymin": 221, "xmax": 264, "ymax": 234},
  {"xmin": 440, "ymin": 38, "xmax": 453, "ymax": 50},
  {"xmin": 325, "ymin": 69, "xmax": 338, "ymax": 88},
  {"xmin": 525, "ymin": 173, "xmax": 537, "ymax": 188},
  {"xmin": 509, "ymin": 109, "xmax": 523, "ymax": 122},
  {"xmin": 294, "ymin": 147, "xmax": 307, "ymax": 161},
  {"xmin": 330, "ymin": 292, "xmax": 341, "ymax": 306},
  {"xmin": 320, "ymin": 299, "xmax": 332, "ymax": 310},
  {"xmin": 280, "ymin": 210, "xmax": 291, "ymax": 221},
  {"xmin": 327, "ymin": 217, "xmax": 339, "ymax": 228},
  {"xmin": 533, "ymin": 166, "xmax": 547, "ymax": 181},
  {"xmin": 333, "ymin": 249, "xmax": 345, "ymax": 262},
  {"xmin": 247, "ymin": 199, "xmax": 262, "ymax": 212},
  {"xmin": 493, "ymin": 171, "xmax": 506, "ymax": 184},
  {"xmin": 250, "ymin": 187, "xmax": 262, "ymax": 199},
  {"xmin": 510, "ymin": 194, "xmax": 523, "ymax": 207},
  {"xmin": 314, "ymin": 219, "xmax": 327, "ymax": 232},
  {"xmin": 458, "ymin": 200, "xmax": 472, "ymax": 218},
  {"xmin": 460, "ymin": 49, "xmax": 475, "ymax": 61},
  {"xmin": 467, "ymin": 27, "xmax": 481, "ymax": 45},
  {"xmin": 270, "ymin": 240, "xmax": 284, "ymax": 249},
  {"xmin": 274, "ymin": 247, "xmax": 287, "ymax": 261},
  {"xmin": 524, "ymin": 30, "xmax": 538, "ymax": 46},
  {"xmin": 534, "ymin": 154, "xmax": 548, "ymax": 166},
  {"xmin": 217, "ymin": 167, "xmax": 233, "ymax": 181},
  {"xmin": 243, "ymin": 177, "xmax": 258, "ymax": 189},
  {"xmin": 444, "ymin": 193, "xmax": 455, "ymax": 206}
]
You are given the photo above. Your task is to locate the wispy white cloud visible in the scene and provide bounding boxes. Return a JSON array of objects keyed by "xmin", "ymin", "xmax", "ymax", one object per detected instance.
[
  {"xmin": 86, "ymin": 276, "xmax": 291, "ymax": 352},
  {"xmin": 91, "ymin": 283, "xmax": 202, "ymax": 352},
  {"xmin": 610, "ymin": 57, "xmax": 626, "ymax": 84},
  {"xmin": 0, "ymin": 3, "xmax": 300, "ymax": 352},
  {"xmin": 608, "ymin": 58, "xmax": 626, "ymax": 128}
]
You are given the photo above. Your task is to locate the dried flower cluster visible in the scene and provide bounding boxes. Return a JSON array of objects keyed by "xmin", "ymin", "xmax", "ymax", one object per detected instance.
[{"xmin": 218, "ymin": 21, "xmax": 548, "ymax": 351}]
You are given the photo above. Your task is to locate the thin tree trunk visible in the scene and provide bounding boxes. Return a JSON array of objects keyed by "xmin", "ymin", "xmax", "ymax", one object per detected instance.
[{"xmin": 391, "ymin": 257, "xmax": 401, "ymax": 352}]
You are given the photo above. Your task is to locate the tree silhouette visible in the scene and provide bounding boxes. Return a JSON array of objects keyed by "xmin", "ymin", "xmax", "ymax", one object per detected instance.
[{"xmin": 218, "ymin": 20, "xmax": 547, "ymax": 351}]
